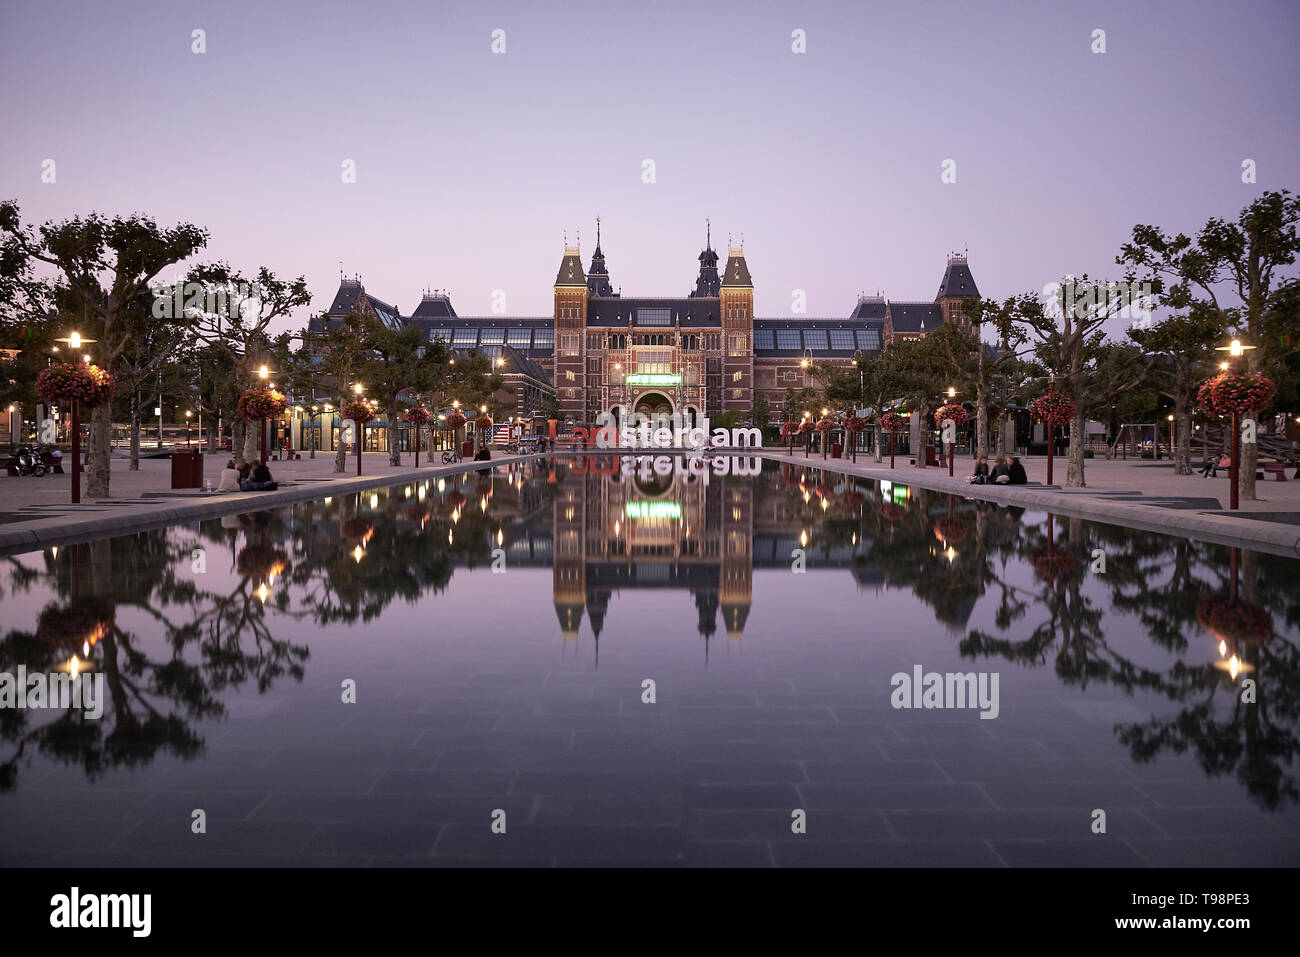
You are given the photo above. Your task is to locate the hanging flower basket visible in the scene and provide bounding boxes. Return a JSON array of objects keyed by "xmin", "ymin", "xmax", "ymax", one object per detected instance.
[
  {"xmin": 1196, "ymin": 377, "xmax": 1225, "ymax": 419},
  {"xmin": 445, "ymin": 410, "xmax": 467, "ymax": 431},
  {"xmin": 877, "ymin": 412, "xmax": 907, "ymax": 433},
  {"xmin": 342, "ymin": 517, "xmax": 374, "ymax": 541},
  {"xmin": 237, "ymin": 386, "xmax": 287, "ymax": 422},
  {"xmin": 815, "ymin": 417, "xmax": 835, "ymax": 432},
  {"xmin": 844, "ymin": 415, "xmax": 868, "ymax": 434},
  {"xmin": 781, "ymin": 421, "xmax": 798, "ymax": 440},
  {"xmin": 475, "ymin": 413, "xmax": 494, "ymax": 432},
  {"xmin": 934, "ymin": 403, "xmax": 968, "ymax": 428},
  {"xmin": 36, "ymin": 598, "xmax": 115, "ymax": 650},
  {"xmin": 403, "ymin": 406, "xmax": 431, "ymax": 426},
  {"xmin": 36, "ymin": 362, "xmax": 116, "ymax": 408},
  {"xmin": 340, "ymin": 399, "xmax": 376, "ymax": 425},
  {"xmin": 1196, "ymin": 593, "xmax": 1273, "ymax": 645},
  {"xmin": 798, "ymin": 420, "xmax": 815, "ymax": 435},
  {"xmin": 236, "ymin": 544, "xmax": 289, "ymax": 579},
  {"xmin": 1028, "ymin": 389, "xmax": 1075, "ymax": 427},
  {"xmin": 1203, "ymin": 372, "xmax": 1275, "ymax": 416},
  {"xmin": 1031, "ymin": 543, "xmax": 1078, "ymax": 583}
]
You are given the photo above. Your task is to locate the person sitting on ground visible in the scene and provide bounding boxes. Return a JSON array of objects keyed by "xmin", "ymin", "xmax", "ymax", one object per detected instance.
[
  {"xmin": 216, "ymin": 459, "xmax": 241, "ymax": 493},
  {"xmin": 241, "ymin": 461, "xmax": 277, "ymax": 492},
  {"xmin": 1008, "ymin": 456, "xmax": 1029, "ymax": 485},
  {"xmin": 968, "ymin": 456, "xmax": 990, "ymax": 485},
  {"xmin": 990, "ymin": 456, "xmax": 1011, "ymax": 484},
  {"xmin": 235, "ymin": 458, "xmax": 252, "ymax": 483}
]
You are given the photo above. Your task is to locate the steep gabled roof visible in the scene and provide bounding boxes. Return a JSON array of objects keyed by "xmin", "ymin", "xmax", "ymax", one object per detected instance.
[
  {"xmin": 889, "ymin": 301, "xmax": 943, "ymax": 333},
  {"xmin": 936, "ymin": 257, "xmax": 979, "ymax": 299}
]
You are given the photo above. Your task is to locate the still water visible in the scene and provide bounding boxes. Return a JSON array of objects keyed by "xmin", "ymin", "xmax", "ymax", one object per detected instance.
[{"xmin": 1, "ymin": 455, "xmax": 1297, "ymax": 867}]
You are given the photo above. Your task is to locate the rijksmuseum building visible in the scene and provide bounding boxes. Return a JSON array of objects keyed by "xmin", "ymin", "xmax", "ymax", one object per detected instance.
[{"xmin": 320, "ymin": 224, "xmax": 980, "ymax": 429}]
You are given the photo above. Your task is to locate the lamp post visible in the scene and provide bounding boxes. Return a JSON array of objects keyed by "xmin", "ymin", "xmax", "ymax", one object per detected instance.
[
  {"xmin": 54, "ymin": 331, "xmax": 96, "ymax": 504},
  {"xmin": 353, "ymin": 383, "xmax": 365, "ymax": 476},
  {"xmin": 185, "ymin": 410, "xmax": 192, "ymax": 447},
  {"xmin": 1214, "ymin": 338, "xmax": 1255, "ymax": 510},
  {"xmin": 256, "ymin": 364, "xmax": 273, "ymax": 465},
  {"xmin": 943, "ymin": 386, "xmax": 957, "ymax": 477}
]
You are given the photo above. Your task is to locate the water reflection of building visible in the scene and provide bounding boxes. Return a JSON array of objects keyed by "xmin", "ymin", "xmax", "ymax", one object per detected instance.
[{"xmin": 552, "ymin": 457, "xmax": 752, "ymax": 651}]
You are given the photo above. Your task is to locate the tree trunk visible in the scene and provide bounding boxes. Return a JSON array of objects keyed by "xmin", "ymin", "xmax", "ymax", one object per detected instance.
[
  {"xmin": 388, "ymin": 400, "xmax": 401, "ymax": 466},
  {"xmin": 913, "ymin": 401, "xmax": 930, "ymax": 467},
  {"xmin": 129, "ymin": 396, "xmax": 141, "ymax": 471},
  {"xmin": 334, "ymin": 399, "xmax": 348, "ymax": 473},
  {"xmin": 231, "ymin": 419, "xmax": 244, "ymax": 461},
  {"xmin": 1066, "ymin": 408, "xmax": 1087, "ymax": 487},
  {"xmin": 86, "ymin": 404, "xmax": 112, "ymax": 498},
  {"xmin": 242, "ymin": 422, "xmax": 259, "ymax": 463},
  {"xmin": 975, "ymin": 383, "xmax": 989, "ymax": 460},
  {"xmin": 1239, "ymin": 416, "xmax": 1258, "ymax": 501},
  {"xmin": 1173, "ymin": 388, "xmax": 1192, "ymax": 476}
]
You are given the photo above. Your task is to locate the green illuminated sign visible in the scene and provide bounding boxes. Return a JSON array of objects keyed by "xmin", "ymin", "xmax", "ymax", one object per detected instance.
[
  {"xmin": 625, "ymin": 501, "xmax": 682, "ymax": 519},
  {"xmin": 626, "ymin": 373, "xmax": 682, "ymax": 386}
]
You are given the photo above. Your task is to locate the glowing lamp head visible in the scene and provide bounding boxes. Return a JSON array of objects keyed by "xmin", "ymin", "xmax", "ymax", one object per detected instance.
[
  {"xmin": 1229, "ymin": 339, "xmax": 1243, "ymax": 357},
  {"xmin": 258, "ymin": 364, "xmax": 269, "ymax": 379}
]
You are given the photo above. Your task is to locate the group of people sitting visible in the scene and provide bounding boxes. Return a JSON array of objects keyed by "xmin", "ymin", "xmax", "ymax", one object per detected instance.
[
  {"xmin": 215, "ymin": 458, "xmax": 278, "ymax": 492},
  {"xmin": 1199, "ymin": 454, "xmax": 1232, "ymax": 477},
  {"xmin": 968, "ymin": 455, "xmax": 1028, "ymax": 485}
]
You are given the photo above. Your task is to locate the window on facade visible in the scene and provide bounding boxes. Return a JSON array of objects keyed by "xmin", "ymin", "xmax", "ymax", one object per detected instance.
[
  {"xmin": 533, "ymin": 329, "xmax": 554, "ymax": 349},
  {"xmin": 776, "ymin": 329, "xmax": 801, "ymax": 350},
  {"xmin": 729, "ymin": 335, "xmax": 746, "ymax": 355},
  {"xmin": 587, "ymin": 333, "xmax": 603, "ymax": 350},
  {"xmin": 636, "ymin": 349, "xmax": 673, "ymax": 374},
  {"xmin": 559, "ymin": 333, "xmax": 580, "ymax": 356},
  {"xmin": 452, "ymin": 328, "xmax": 478, "ymax": 347},
  {"xmin": 830, "ymin": 329, "xmax": 855, "ymax": 350},
  {"xmin": 507, "ymin": 328, "xmax": 532, "ymax": 348},
  {"xmin": 753, "ymin": 329, "xmax": 774, "ymax": 350},
  {"xmin": 430, "ymin": 329, "xmax": 451, "ymax": 343},
  {"xmin": 857, "ymin": 329, "xmax": 881, "ymax": 350},
  {"xmin": 803, "ymin": 329, "xmax": 829, "ymax": 350},
  {"xmin": 732, "ymin": 371, "xmax": 743, "ymax": 382},
  {"xmin": 637, "ymin": 308, "xmax": 671, "ymax": 326},
  {"xmin": 479, "ymin": 328, "xmax": 505, "ymax": 345},
  {"xmin": 732, "ymin": 388, "xmax": 743, "ymax": 398},
  {"xmin": 565, "ymin": 370, "xmax": 575, "ymax": 381}
]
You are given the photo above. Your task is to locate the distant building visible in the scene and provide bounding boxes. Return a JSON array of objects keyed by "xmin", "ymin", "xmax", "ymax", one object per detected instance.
[{"xmin": 312, "ymin": 226, "xmax": 981, "ymax": 430}]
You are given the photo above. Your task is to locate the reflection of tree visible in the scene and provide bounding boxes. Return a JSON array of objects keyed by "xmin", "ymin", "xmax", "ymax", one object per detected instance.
[{"xmin": 962, "ymin": 512, "xmax": 1300, "ymax": 810}]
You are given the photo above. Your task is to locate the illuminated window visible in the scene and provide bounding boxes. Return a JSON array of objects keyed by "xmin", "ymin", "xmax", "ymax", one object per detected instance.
[
  {"xmin": 636, "ymin": 349, "xmax": 673, "ymax": 374},
  {"xmin": 732, "ymin": 371, "xmax": 743, "ymax": 382},
  {"xmin": 559, "ymin": 333, "xmax": 580, "ymax": 356},
  {"xmin": 479, "ymin": 328, "xmax": 505, "ymax": 345},
  {"xmin": 507, "ymin": 328, "xmax": 532, "ymax": 347},
  {"xmin": 637, "ymin": 308, "xmax": 671, "ymax": 326},
  {"xmin": 452, "ymin": 328, "xmax": 478, "ymax": 347},
  {"xmin": 729, "ymin": 335, "xmax": 746, "ymax": 355},
  {"xmin": 565, "ymin": 371, "xmax": 575, "ymax": 381},
  {"xmin": 533, "ymin": 329, "xmax": 554, "ymax": 349}
]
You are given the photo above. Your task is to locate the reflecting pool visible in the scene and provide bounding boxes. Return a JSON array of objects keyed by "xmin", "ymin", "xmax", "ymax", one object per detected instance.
[{"xmin": 1, "ymin": 455, "xmax": 1297, "ymax": 866}]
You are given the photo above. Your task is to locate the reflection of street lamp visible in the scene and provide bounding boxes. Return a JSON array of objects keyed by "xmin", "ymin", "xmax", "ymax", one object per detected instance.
[{"xmin": 54, "ymin": 331, "xmax": 97, "ymax": 504}]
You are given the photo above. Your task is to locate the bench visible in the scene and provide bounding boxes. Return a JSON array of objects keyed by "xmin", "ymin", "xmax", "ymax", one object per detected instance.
[
  {"xmin": 1259, "ymin": 462, "xmax": 1290, "ymax": 482},
  {"xmin": 4, "ymin": 451, "xmax": 66, "ymax": 476}
]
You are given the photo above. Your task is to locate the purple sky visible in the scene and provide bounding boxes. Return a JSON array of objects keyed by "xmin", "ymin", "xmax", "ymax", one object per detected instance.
[{"xmin": 2, "ymin": 0, "xmax": 1297, "ymax": 334}]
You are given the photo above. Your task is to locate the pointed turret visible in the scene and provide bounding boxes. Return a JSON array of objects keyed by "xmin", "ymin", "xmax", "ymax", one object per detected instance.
[
  {"xmin": 555, "ymin": 237, "xmax": 586, "ymax": 287},
  {"xmin": 586, "ymin": 217, "xmax": 614, "ymax": 297},
  {"xmin": 690, "ymin": 220, "xmax": 721, "ymax": 298}
]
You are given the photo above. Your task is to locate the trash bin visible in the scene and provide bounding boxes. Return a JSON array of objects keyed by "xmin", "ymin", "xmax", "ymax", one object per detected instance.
[
  {"xmin": 171, "ymin": 450, "xmax": 203, "ymax": 489},
  {"xmin": 461, "ymin": 439, "xmax": 475, "ymax": 459},
  {"xmin": 925, "ymin": 445, "xmax": 938, "ymax": 467},
  {"xmin": 831, "ymin": 442, "xmax": 842, "ymax": 458}
]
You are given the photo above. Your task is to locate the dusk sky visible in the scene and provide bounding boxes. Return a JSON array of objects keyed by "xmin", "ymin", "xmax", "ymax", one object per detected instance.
[{"xmin": 2, "ymin": 0, "xmax": 1297, "ymax": 333}]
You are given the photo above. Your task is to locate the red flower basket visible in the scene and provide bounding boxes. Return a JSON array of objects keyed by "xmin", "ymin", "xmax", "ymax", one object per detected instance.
[
  {"xmin": 1201, "ymin": 372, "xmax": 1275, "ymax": 417},
  {"xmin": 237, "ymin": 386, "xmax": 287, "ymax": 422},
  {"xmin": 36, "ymin": 362, "xmax": 116, "ymax": 408},
  {"xmin": 403, "ymin": 406, "xmax": 431, "ymax": 426},
  {"xmin": 844, "ymin": 415, "xmax": 868, "ymax": 433},
  {"xmin": 475, "ymin": 413, "xmax": 494, "ymax": 432},
  {"xmin": 445, "ymin": 410, "xmax": 467, "ymax": 431},
  {"xmin": 1029, "ymin": 389, "xmax": 1075, "ymax": 427},
  {"xmin": 1196, "ymin": 593, "xmax": 1273, "ymax": 645},
  {"xmin": 798, "ymin": 420, "xmax": 815, "ymax": 434},
  {"xmin": 341, "ymin": 399, "xmax": 376, "ymax": 425},
  {"xmin": 877, "ymin": 412, "xmax": 906, "ymax": 433},
  {"xmin": 36, "ymin": 598, "xmax": 115, "ymax": 651},
  {"xmin": 1032, "ymin": 543, "xmax": 1078, "ymax": 583},
  {"xmin": 934, "ymin": 403, "xmax": 968, "ymax": 428}
]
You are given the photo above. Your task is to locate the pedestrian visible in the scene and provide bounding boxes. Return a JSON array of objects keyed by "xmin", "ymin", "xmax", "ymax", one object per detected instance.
[
  {"xmin": 1008, "ymin": 456, "xmax": 1028, "ymax": 485},
  {"xmin": 217, "ymin": 459, "xmax": 241, "ymax": 493},
  {"xmin": 990, "ymin": 456, "xmax": 1011, "ymax": 484},
  {"xmin": 968, "ymin": 456, "xmax": 989, "ymax": 484}
]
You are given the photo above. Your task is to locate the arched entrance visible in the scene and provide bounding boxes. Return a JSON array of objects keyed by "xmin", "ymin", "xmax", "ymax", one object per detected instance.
[{"xmin": 633, "ymin": 392, "xmax": 674, "ymax": 419}]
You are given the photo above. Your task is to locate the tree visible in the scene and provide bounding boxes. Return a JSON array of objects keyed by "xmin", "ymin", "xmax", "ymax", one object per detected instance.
[
  {"xmin": 183, "ymin": 263, "xmax": 311, "ymax": 461},
  {"xmin": 751, "ymin": 391, "xmax": 771, "ymax": 429},
  {"xmin": 993, "ymin": 277, "xmax": 1152, "ymax": 486},
  {"xmin": 1127, "ymin": 304, "xmax": 1226, "ymax": 474},
  {"xmin": 0, "ymin": 202, "xmax": 208, "ymax": 496},
  {"xmin": 310, "ymin": 313, "xmax": 363, "ymax": 473},
  {"xmin": 1118, "ymin": 190, "xmax": 1300, "ymax": 499},
  {"xmin": 354, "ymin": 318, "xmax": 447, "ymax": 466}
]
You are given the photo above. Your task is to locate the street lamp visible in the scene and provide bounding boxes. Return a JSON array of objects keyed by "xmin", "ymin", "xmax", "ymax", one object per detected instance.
[
  {"xmin": 54, "ymin": 331, "xmax": 97, "ymax": 504},
  {"xmin": 942, "ymin": 387, "xmax": 959, "ymax": 476},
  {"xmin": 185, "ymin": 410, "xmax": 193, "ymax": 447},
  {"xmin": 1213, "ymin": 337, "xmax": 1256, "ymax": 510}
]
